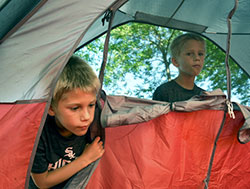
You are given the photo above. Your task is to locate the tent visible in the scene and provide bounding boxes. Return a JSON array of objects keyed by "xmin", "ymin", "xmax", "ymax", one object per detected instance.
[{"xmin": 0, "ymin": 0, "xmax": 250, "ymax": 188}]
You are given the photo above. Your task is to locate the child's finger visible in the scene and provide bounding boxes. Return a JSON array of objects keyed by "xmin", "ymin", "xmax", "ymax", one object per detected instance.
[{"xmin": 93, "ymin": 136, "xmax": 101, "ymax": 143}]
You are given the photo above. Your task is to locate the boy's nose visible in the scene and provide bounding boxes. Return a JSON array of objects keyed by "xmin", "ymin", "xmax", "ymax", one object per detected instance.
[
  {"xmin": 80, "ymin": 109, "xmax": 90, "ymax": 121},
  {"xmin": 193, "ymin": 53, "xmax": 200, "ymax": 60}
]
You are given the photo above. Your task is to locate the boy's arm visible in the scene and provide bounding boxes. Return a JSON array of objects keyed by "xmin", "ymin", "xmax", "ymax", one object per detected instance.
[{"xmin": 31, "ymin": 137, "xmax": 104, "ymax": 188}]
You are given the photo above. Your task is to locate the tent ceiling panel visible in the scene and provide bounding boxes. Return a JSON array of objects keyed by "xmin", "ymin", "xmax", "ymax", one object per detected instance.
[
  {"xmin": 204, "ymin": 33, "xmax": 250, "ymax": 74},
  {"xmin": 119, "ymin": 0, "xmax": 236, "ymax": 33},
  {"xmin": 119, "ymin": 0, "xmax": 181, "ymax": 19},
  {"xmin": 173, "ymin": 1, "xmax": 234, "ymax": 33},
  {"xmin": 78, "ymin": 10, "xmax": 133, "ymax": 48},
  {"xmin": 135, "ymin": 12, "xmax": 207, "ymax": 33},
  {"xmin": 0, "ymin": 0, "xmax": 42, "ymax": 42},
  {"xmin": 0, "ymin": 0, "xmax": 117, "ymax": 103},
  {"xmin": 78, "ymin": 0, "xmax": 250, "ymax": 76}
]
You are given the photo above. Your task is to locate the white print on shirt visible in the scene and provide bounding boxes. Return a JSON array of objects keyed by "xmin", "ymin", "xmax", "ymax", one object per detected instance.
[
  {"xmin": 48, "ymin": 147, "xmax": 76, "ymax": 171},
  {"xmin": 64, "ymin": 147, "xmax": 76, "ymax": 159}
]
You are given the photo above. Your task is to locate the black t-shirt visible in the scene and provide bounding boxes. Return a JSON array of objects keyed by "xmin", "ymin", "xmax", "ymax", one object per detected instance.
[
  {"xmin": 153, "ymin": 80, "xmax": 204, "ymax": 103},
  {"xmin": 29, "ymin": 115, "xmax": 91, "ymax": 189}
]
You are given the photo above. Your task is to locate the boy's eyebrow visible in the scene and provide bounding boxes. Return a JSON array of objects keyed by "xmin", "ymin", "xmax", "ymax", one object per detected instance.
[
  {"xmin": 90, "ymin": 99, "xmax": 97, "ymax": 103},
  {"xmin": 64, "ymin": 97, "xmax": 96, "ymax": 104},
  {"xmin": 185, "ymin": 49, "xmax": 205, "ymax": 51},
  {"xmin": 66, "ymin": 101, "xmax": 96, "ymax": 106}
]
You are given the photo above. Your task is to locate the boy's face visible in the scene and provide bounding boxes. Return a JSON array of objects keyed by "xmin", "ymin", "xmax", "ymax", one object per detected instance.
[
  {"xmin": 49, "ymin": 88, "xmax": 96, "ymax": 137},
  {"xmin": 172, "ymin": 39, "xmax": 205, "ymax": 77}
]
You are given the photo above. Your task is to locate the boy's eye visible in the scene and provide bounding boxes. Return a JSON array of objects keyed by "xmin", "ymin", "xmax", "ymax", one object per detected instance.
[
  {"xmin": 186, "ymin": 52, "xmax": 192, "ymax": 56},
  {"xmin": 199, "ymin": 52, "xmax": 204, "ymax": 56},
  {"xmin": 89, "ymin": 103, "xmax": 96, "ymax": 108},
  {"xmin": 70, "ymin": 106, "xmax": 79, "ymax": 111}
]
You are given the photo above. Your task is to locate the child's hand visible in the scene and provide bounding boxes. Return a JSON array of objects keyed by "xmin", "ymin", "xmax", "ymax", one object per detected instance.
[{"xmin": 80, "ymin": 136, "xmax": 105, "ymax": 165}]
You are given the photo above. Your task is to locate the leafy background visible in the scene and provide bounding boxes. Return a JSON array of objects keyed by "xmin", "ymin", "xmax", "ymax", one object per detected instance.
[{"xmin": 75, "ymin": 23, "xmax": 250, "ymax": 106}]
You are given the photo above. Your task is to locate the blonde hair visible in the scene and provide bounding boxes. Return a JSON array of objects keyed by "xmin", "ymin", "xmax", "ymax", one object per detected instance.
[
  {"xmin": 51, "ymin": 55, "xmax": 100, "ymax": 108},
  {"xmin": 170, "ymin": 33, "xmax": 206, "ymax": 58}
]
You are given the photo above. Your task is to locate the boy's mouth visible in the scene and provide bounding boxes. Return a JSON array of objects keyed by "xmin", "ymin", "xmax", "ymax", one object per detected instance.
[
  {"xmin": 192, "ymin": 64, "xmax": 201, "ymax": 68},
  {"xmin": 78, "ymin": 125, "xmax": 88, "ymax": 130}
]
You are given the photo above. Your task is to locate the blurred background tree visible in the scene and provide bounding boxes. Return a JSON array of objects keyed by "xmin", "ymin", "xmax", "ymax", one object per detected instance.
[{"xmin": 76, "ymin": 23, "xmax": 249, "ymax": 106}]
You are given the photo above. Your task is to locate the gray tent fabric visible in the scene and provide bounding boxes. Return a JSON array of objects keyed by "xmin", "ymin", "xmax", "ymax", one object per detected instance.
[
  {"xmin": 64, "ymin": 160, "xmax": 100, "ymax": 189},
  {"xmin": 101, "ymin": 89, "xmax": 226, "ymax": 128},
  {"xmin": 100, "ymin": 95, "xmax": 170, "ymax": 128},
  {"xmin": 172, "ymin": 89, "xmax": 227, "ymax": 112},
  {"xmin": 0, "ymin": 0, "xmax": 118, "ymax": 102},
  {"xmin": 236, "ymin": 103, "xmax": 250, "ymax": 144},
  {"xmin": 0, "ymin": 0, "xmax": 43, "ymax": 42}
]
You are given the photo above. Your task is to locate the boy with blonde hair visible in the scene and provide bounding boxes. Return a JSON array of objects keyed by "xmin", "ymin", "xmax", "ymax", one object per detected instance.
[
  {"xmin": 153, "ymin": 33, "xmax": 206, "ymax": 102},
  {"xmin": 29, "ymin": 55, "xmax": 105, "ymax": 188}
]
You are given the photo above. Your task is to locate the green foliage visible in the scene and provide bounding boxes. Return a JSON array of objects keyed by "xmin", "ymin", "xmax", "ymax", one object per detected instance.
[{"xmin": 76, "ymin": 23, "xmax": 249, "ymax": 105}]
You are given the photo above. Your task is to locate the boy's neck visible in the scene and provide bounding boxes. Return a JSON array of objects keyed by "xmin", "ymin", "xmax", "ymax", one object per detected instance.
[
  {"xmin": 174, "ymin": 76, "xmax": 195, "ymax": 90},
  {"xmin": 54, "ymin": 117, "xmax": 73, "ymax": 137}
]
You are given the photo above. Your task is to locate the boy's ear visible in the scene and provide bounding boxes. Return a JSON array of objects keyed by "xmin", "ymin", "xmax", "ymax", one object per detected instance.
[
  {"xmin": 171, "ymin": 57, "xmax": 179, "ymax": 67},
  {"xmin": 48, "ymin": 106, "xmax": 56, "ymax": 116}
]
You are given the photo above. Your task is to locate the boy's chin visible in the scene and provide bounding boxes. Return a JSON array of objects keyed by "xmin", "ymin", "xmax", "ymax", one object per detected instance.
[
  {"xmin": 74, "ymin": 130, "xmax": 88, "ymax": 136},
  {"xmin": 193, "ymin": 71, "xmax": 201, "ymax": 76}
]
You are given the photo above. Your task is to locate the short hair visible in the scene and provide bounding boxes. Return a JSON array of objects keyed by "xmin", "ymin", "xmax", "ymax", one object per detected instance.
[
  {"xmin": 170, "ymin": 33, "xmax": 206, "ymax": 58},
  {"xmin": 51, "ymin": 55, "xmax": 100, "ymax": 108}
]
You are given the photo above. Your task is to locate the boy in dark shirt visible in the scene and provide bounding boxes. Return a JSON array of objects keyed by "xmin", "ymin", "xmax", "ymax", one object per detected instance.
[
  {"xmin": 29, "ymin": 55, "xmax": 105, "ymax": 188},
  {"xmin": 153, "ymin": 33, "xmax": 205, "ymax": 102}
]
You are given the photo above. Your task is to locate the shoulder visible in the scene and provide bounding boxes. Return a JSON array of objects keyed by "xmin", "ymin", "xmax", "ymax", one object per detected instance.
[
  {"xmin": 194, "ymin": 84, "xmax": 205, "ymax": 93},
  {"xmin": 155, "ymin": 80, "xmax": 176, "ymax": 91},
  {"xmin": 153, "ymin": 80, "xmax": 175, "ymax": 101},
  {"xmin": 40, "ymin": 116, "xmax": 57, "ymax": 138}
]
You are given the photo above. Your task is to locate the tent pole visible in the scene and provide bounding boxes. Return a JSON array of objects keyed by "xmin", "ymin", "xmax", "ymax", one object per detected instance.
[
  {"xmin": 98, "ymin": 9, "xmax": 115, "ymax": 90},
  {"xmin": 225, "ymin": 0, "xmax": 238, "ymax": 102},
  {"xmin": 204, "ymin": 1, "xmax": 239, "ymax": 188},
  {"xmin": 225, "ymin": 0, "xmax": 238, "ymax": 120},
  {"xmin": 98, "ymin": 0, "xmax": 128, "ymax": 98}
]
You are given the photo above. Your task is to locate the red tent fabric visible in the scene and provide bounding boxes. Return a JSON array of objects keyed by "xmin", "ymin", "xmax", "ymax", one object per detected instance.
[
  {"xmin": 0, "ymin": 102, "xmax": 46, "ymax": 189},
  {"xmin": 86, "ymin": 110, "xmax": 249, "ymax": 188}
]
